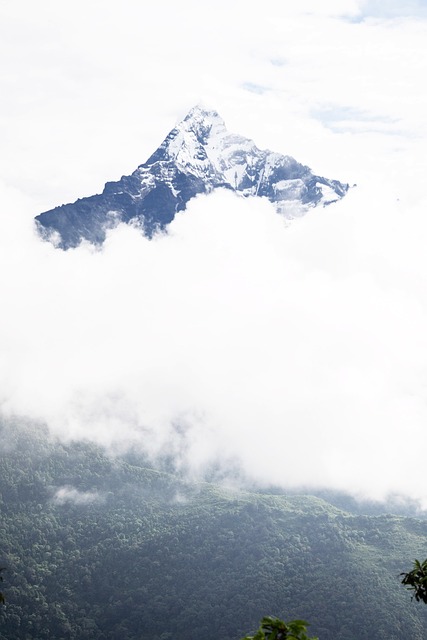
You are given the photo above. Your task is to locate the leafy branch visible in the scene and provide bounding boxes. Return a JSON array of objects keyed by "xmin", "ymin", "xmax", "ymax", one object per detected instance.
[
  {"xmin": 401, "ymin": 559, "xmax": 427, "ymax": 604},
  {"xmin": 242, "ymin": 615, "xmax": 318, "ymax": 640}
]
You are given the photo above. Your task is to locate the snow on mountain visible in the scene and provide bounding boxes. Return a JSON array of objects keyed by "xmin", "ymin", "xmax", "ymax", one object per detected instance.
[{"xmin": 35, "ymin": 105, "xmax": 349, "ymax": 249}]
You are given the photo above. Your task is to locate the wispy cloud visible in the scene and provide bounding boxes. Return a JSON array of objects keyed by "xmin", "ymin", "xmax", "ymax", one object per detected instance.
[
  {"xmin": 242, "ymin": 82, "xmax": 270, "ymax": 95},
  {"xmin": 53, "ymin": 486, "xmax": 104, "ymax": 506}
]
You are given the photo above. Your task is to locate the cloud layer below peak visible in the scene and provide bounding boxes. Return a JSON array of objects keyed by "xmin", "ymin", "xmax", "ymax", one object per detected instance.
[{"xmin": 2, "ymin": 186, "xmax": 427, "ymax": 506}]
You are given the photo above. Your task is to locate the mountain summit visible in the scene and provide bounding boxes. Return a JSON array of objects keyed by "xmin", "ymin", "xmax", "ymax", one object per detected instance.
[{"xmin": 36, "ymin": 105, "xmax": 349, "ymax": 249}]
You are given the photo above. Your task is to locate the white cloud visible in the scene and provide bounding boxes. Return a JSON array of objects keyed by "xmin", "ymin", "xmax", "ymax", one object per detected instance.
[
  {"xmin": 1, "ymin": 1, "xmax": 427, "ymax": 507},
  {"xmin": 2, "ymin": 0, "xmax": 426, "ymax": 205},
  {"xmin": 1, "ymin": 186, "xmax": 427, "ymax": 506},
  {"xmin": 53, "ymin": 486, "xmax": 104, "ymax": 506}
]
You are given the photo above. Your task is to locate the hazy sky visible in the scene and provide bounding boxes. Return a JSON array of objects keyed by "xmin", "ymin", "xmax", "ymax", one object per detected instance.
[{"xmin": 1, "ymin": 1, "xmax": 427, "ymax": 505}]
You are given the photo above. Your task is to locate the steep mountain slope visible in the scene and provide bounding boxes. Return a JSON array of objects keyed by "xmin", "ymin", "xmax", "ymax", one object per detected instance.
[
  {"xmin": 35, "ymin": 106, "xmax": 349, "ymax": 249},
  {"xmin": 1, "ymin": 422, "xmax": 426, "ymax": 640}
]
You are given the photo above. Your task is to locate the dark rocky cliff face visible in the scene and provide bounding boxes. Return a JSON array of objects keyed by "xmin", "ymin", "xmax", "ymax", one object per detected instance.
[{"xmin": 36, "ymin": 106, "xmax": 349, "ymax": 249}]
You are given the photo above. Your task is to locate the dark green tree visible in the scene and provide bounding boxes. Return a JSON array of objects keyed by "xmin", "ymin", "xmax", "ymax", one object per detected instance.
[
  {"xmin": 241, "ymin": 616, "xmax": 318, "ymax": 640},
  {"xmin": 401, "ymin": 559, "xmax": 427, "ymax": 604},
  {"xmin": 0, "ymin": 567, "xmax": 5, "ymax": 604}
]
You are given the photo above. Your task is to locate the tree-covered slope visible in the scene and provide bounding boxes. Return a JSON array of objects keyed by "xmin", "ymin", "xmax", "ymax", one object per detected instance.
[{"xmin": 0, "ymin": 423, "xmax": 426, "ymax": 639}]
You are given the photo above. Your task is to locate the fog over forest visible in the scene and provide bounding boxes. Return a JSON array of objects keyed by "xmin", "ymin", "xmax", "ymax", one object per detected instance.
[{"xmin": 1, "ymin": 0, "xmax": 427, "ymax": 506}]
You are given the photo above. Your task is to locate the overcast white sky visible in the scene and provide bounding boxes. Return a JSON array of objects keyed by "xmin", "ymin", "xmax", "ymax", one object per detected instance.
[{"xmin": 2, "ymin": 0, "xmax": 427, "ymax": 506}]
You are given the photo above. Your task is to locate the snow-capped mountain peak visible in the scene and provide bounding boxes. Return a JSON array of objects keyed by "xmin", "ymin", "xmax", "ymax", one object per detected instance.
[
  {"xmin": 147, "ymin": 105, "xmax": 232, "ymax": 173},
  {"xmin": 35, "ymin": 106, "xmax": 349, "ymax": 249}
]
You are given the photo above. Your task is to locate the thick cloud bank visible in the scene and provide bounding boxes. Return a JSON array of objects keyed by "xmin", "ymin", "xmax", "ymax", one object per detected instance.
[{"xmin": 1, "ymin": 186, "xmax": 427, "ymax": 505}]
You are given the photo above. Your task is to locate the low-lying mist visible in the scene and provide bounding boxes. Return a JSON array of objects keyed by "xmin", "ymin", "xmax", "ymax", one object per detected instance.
[{"xmin": 2, "ymin": 185, "xmax": 427, "ymax": 506}]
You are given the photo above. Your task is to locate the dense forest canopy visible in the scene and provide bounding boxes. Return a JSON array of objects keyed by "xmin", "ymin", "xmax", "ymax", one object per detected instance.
[{"xmin": 1, "ymin": 421, "xmax": 427, "ymax": 639}]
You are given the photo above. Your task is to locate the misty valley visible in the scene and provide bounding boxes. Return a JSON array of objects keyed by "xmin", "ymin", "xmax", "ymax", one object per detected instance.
[
  {"xmin": 2, "ymin": 109, "xmax": 427, "ymax": 640},
  {"xmin": 3, "ymin": 0, "xmax": 427, "ymax": 636}
]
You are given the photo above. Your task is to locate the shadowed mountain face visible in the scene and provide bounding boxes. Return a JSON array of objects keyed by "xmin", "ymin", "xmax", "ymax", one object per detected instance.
[{"xmin": 35, "ymin": 106, "xmax": 349, "ymax": 249}]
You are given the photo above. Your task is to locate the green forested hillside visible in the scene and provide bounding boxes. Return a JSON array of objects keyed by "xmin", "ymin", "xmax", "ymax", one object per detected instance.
[{"xmin": 0, "ymin": 423, "xmax": 426, "ymax": 639}]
